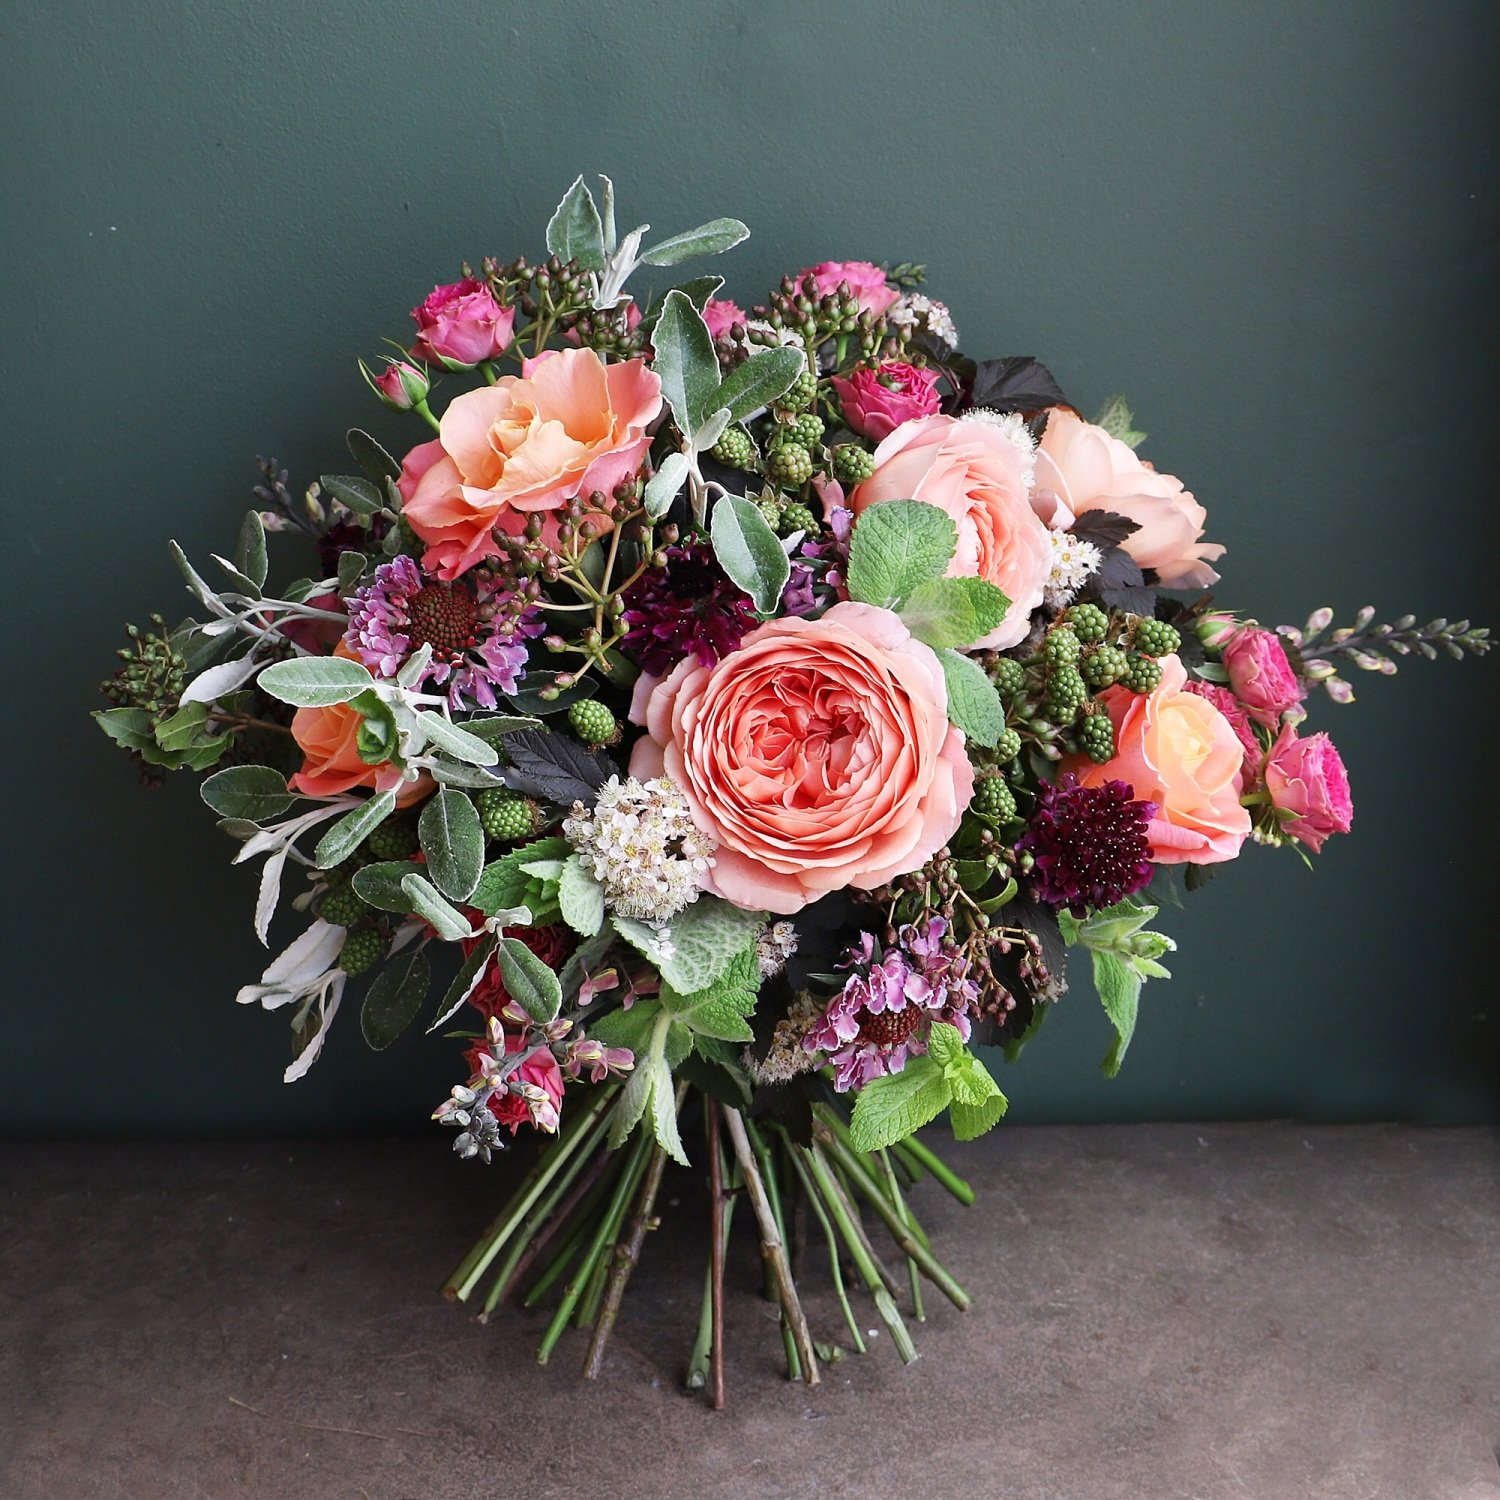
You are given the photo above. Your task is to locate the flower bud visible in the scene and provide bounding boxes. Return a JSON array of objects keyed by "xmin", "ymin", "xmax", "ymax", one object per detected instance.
[{"xmin": 361, "ymin": 356, "xmax": 431, "ymax": 412}]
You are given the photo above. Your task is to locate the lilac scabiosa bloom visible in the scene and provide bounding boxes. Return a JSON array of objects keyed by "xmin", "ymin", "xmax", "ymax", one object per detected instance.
[
  {"xmin": 619, "ymin": 542, "xmax": 757, "ymax": 675},
  {"xmin": 344, "ymin": 554, "xmax": 541, "ymax": 711},
  {"xmin": 805, "ymin": 919, "xmax": 976, "ymax": 1092},
  {"xmin": 1016, "ymin": 775, "xmax": 1156, "ymax": 917}
]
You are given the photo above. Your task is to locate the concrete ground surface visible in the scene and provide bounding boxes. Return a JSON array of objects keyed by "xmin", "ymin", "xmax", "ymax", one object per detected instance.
[{"xmin": 1, "ymin": 1123, "xmax": 1496, "ymax": 1500}]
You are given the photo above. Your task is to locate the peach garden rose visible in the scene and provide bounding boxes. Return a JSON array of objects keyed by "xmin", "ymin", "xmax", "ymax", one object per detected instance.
[{"xmin": 629, "ymin": 601, "xmax": 974, "ymax": 914}]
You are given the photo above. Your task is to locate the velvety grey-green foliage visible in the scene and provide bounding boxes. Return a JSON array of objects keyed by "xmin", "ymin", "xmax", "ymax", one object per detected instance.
[{"xmin": 14, "ymin": 0, "xmax": 1495, "ymax": 1134}]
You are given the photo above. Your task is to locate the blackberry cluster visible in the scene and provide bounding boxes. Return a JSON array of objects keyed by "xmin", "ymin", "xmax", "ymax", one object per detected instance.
[
  {"xmin": 1064, "ymin": 602, "xmax": 1109, "ymax": 643},
  {"xmin": 1042, "ymin": 626, "xmax": 1080, "ymax": 667},
  {"xmin": 320, "ymin": 885, "xmax": 371, "ymax": 927},
  {"xmin": 1081, "ymin": 644, "xmax": 1128, "ymax": 688},
  {"xmin": 988, "ymin": 657, "xmax": 1026, "ymax": 699},
  {"xmin": 477, "ymin": 788, "xmax": 540, "ymax": 842},
  {"xmin": 339, "ymin": 928, "xmax": 387, "ymax": 977},
  {"xmin": 779, "ymin": 502, "xmax": 819, "ymax": 538},
  {"xmin": 1120, "ymin": 655, "xmax": 1163, "ymax": 694},
  {"xmin": 1079, "ymin": 713, "xmax": 1116, "ymax": 764},
  {"xmin": 710, "ymin": 427, "xmax": 757, "ymax": 470},
  {"xmin": 1132, "ymin": 618, "xmax": 1181, "ymax": 658},
  {"xmin": 993, "ymin": 726, "xmax": 1023, "ymax": 763},
  {"xmin": 973, "ymin": 774, "xmax": 1018, "ymax": 822},
  {"xmin": 766, "ymin": 444, "xmax": 814, "ymax": 486},
  {"xmin": 1044, "ymin": 665, "xmax": 1088, "ymax": 724},
  {"xmin": 367, "ymin": 817, "xmax": 420, "ymax": 860},
  {"xmin": 568, "ymin": 699, "xmax": 619, "ymax": 746}
]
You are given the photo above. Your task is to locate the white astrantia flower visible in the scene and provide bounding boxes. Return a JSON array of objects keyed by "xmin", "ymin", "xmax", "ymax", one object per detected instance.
[
  {"xmin": 1044, "ymin": 531, "xmax": 1104, "ymax": 609},
  {"xmin": 563, "ymin": 776, "xmax": 716, "ymax": 924}
]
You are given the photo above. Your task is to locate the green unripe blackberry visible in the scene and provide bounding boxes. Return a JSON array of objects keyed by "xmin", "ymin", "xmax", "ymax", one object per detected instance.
[
  {"xmin": 568, "ymin": 699, "xmax": 619, "ymax": 746},
  {"xmin": 783, "ymin": 413, "xmax": 824, "ymax": 448},
  {"xmin": 831, "ymin": 444, "xmax": 875, "ymax": 485},
  {"xmin": 1081, "ymin": 643, "xmax": 1128, "ymax": 688},
  {"xmin": 766, "ymin": 443, "xmax": 814, "ymax": 486},
  {"xmin": 756, "ymin": 496, "xmax": 784, "ymax": 530},
  {"xmin": 1120, "ymin": 654, "xmax": 1163, "ymax": 694},
  {"xmin": 476, "ymin": 788, "xmax": 540, "ymax": 842},
  {"xmin": 366, "ymin": 817, "xmax": 420, "ymax": 861},
  {"xmin": 1064, "ymin": 602, "xmax": 1109, "ymax": 643},
  {"xmin": 1079, "ymin": 712, "xmax": 1116, "ymax": 764},
  {"xmin": 319, "ymin": 884, "xmax": 371, "ymax": 927},
  {"xmin": 1042, "ymin": 627, "xmax": 1081, "ymax": 667},
  {"xmin": 781, "ymin": 368, "xmax": 819, "ymax": 411},
  {"xmin": 338, "ymin": 928, "xmax": 387, "ymax": 977},
  {"xmin": 779, "ymin": 502, "xmax": 819, "ymax": 538},
  {"xmin": 1045, "ymin": 665, "xmax": 1088, "ymax": 723},
  {"xmin": 326, "ymin": 849, "xmax": 374, "ymax": 887},
  {"xmin": 1133, "ymin": 618, "xmax": 1181, "ymax": 658},
  {"xmin": 972, "ymin": 773, "xmax": 1017, "ymax": 822},
  {"xmin": 988, "ymin": 656, "xmax": 1026, "ymax": 699},
  {"xmin": 710, "ymin": 426, "xmax": 756, "ymax": 469},
  {"xmin": 993, "ymin": 726, "xmax": 1022, "ymax": 763}
]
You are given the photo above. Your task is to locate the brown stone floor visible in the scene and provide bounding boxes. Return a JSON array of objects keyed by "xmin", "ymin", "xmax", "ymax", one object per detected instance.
[{"xmin": 1, "ymin": 1123, "xmax": 1497, "ymax": 1500}]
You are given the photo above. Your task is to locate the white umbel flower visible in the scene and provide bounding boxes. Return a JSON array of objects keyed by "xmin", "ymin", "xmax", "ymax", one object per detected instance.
[
  {"xmin": 563, "ymin": 775, "xmax": 716, "ymax": 923},
  {"xmin": 888, "ymin": 293, "xmax": 959, "ymax": 349},
  {"xmin": 1043, "ymin": 530, "xmax": 1103, "ymax": 609}
]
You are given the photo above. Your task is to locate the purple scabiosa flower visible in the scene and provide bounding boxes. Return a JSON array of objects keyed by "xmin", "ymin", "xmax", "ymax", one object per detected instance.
[
  {"xmin": 618, "ymin": 542, "xmax": 757, "ymax": 676},
  {"xmin": 805, "ymin": 920, "xmax": 975, "ymax": 1092},
  {"xmin": 344, "ymin": 554, "xmax": 541, "ymax": 711},
  {"xmin": 781, "ymin": 505, "xmax": 853, "ymax": 617},
  {"xmin": 1016, "ymin": 774, "xmax": 1156, "ymax": 917}
]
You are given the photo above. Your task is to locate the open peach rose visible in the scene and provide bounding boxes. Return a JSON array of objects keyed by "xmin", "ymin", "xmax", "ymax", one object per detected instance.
[
  {"xmin": 1066, "ymin": 654, "xmax": 1250, "ymax": 865},
  {"xmin": 848, "ymin": 415, "xmax": 1051, "ymax": 649},
  {"xmin": 1034, "ymin": 408, "xmax": 1223, "ymax": 589},
  {"xmin": 402, "ymin": 347, "xmax": 662, "ymax": 579},
  {"xmin": 629, "ymin": 602, "xmax": 973, "ymax": 914}
]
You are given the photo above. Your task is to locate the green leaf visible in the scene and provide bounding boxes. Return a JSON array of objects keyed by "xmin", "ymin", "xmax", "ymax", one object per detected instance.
[
  {"xmin": 168, "ymin": 540, "xmax": 220, "ymax": 608},
  {"xmin": 950, "ymin": 1092, "xmax": 1009, "ymax": 1141},
  {"xmin": 1072, "ymin": 896, "xmax": 1159, "ymax": 953},
  {"xmin": 660, "ymin": 948, "xmax": 760, "ymax": 1042},
  {"xmin": 200, "ymin": 765, "xmax": 297, "ymax": 821},
  {"xmin": 613, "ymin": 898, "xmax": 765, "ymax": 995},
  {"xmin": 352, "ymin": 859, "xmax": 425, "ymax": 912},
  {"xmin": 664, "ymin": 274, "xmax": 724, "ymax": 312},
  {"xmin": 418, "ymin": 790, "xmax": 485, "ymax": 902},
  {"xmin": 1094, "ymin": 393, "xmax": 1147, "ymax": 450},
  {"xmin": 652, "ymin": 289, "xmax": 721, "ymax": 440},
  {"xmin": 608, "ymin": 1056, "xmax": 654, "ymax": 1149},
  {"xmin": 558, "ymin": 855, "xmax": 605, "ymax": 937},
  {"xmin": 400, "ymin": 872, "xmax": 474, "ymax": 941},
  {"xmin": 349, "ymin": 689, "xmax": 400, "ymax": 765},
  {"xmin": 415, "ymin": 711, "xmax": 500, "ymax": 767},
  {"xmin": 494, "ymin": 935, "xmax": 563, "ymax": 1024},
  {"xmin": 641, "ymin": 217, "xmax": 749, "ymax": 267},
  {"xmin": 845, "ymin": 499, "xmax": 958, "ymax": 609},
  {"xmin": 710, "ymin": 495, "xmax": 790, "ymax": 614},
  {"xmin": 648, "ymin": 1051, "xmax": 690, "ymax": 1165},
  {"xmin": 236, "ymin": 509, "xmax": 268, "ymax": 590},
  {"xmin": 643, "ymin": 451, "xmax": 690, "ymax": 520},
  {"xmin": 314, "ymin": 789, "xmax": 397, "ymax": 868},
  {"xmin": 925, "ymin": 1020, "xmax": 967, "ymax": 1069},
  {"xmin": 545, "ymin": 175, "xmax": 607, "ymax": 273},
  {"xmin": 588, "ymin": 998, "xmax": 662, "ymax": 1056},
  {"xmin": 346, "ymin": 429, "xmax": 402, "ymax": 485},
  {"xmin": 321, "ymin": 474, "xmax": 385, "ymax": 518},
  {"xmin": 336, "ymin": 551, "xmax": 368, "ymax": 590},
  {"xmin": 848, "ymin": 1057, "xmax": 953, "ymax": 1153},
  {"xmin": 95, "ymin": 706, "xmax": 158, "ymax": 753},
  {"xmin": 259, "ymin": 655, "xmax": 374, "ymax": 708},
  {"xmin": 470, "ymin": 836, "xmax": 572, "ymax": 917},
  {"xmin": 937, "ymin": 648, "xmax": 1005, "ymax": 747},
  {"xmin": 360, "ymin": 949, "xmax": 431, "ymax": 1050},
  {"xmin": 461, "ymin": 714, "xmax": 544, "ymax": 743},
  {"xmin": 900, "ymin": 576, "xmax": 1011, "ymax": 650},
  {"xmin": 211, "ymin": 552, "xmax": 262, "ymax": 597},
  {"xmin": 427, "ymin": 932, "xmax": 497, "ymax": 1032},
  {"xmin": 153, "ymin": 701, "xmax": 210, "ymax": 751},
  {"xmin": 1093, "ymin": 949, "xmax": 1142, "ymax": 1078},
  {"xmin": 714, "ymin": 346, "xmax": 806, "ymax": 423}
]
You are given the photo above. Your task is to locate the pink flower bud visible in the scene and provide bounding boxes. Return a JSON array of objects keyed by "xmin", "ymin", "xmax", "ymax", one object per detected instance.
[
  {"xmin": 365, "ymin": 357, "xmax": 430, "ymax": 411},
  {"xmin": 1195, "ymin": 612, "xmax": 1240, "ymax": 650},
  {"xmin": 410, "ymin": 278, "xmax": 516, "ymax": 369}
]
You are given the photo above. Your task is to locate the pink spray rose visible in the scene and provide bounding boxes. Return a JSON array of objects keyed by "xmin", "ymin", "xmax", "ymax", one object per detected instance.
[
  {"xmin": 400, "ymin": 348, "xmax": 662, "ymax": 578},
  {"xmin": 1221, "ymin": 626, "xmax": 1306, "ymax": 726},
  {"xmin": 798, "ymin": 260, "xmax": 900, "ymax": 318},
  {"xmin": 629, "ymin": 601, "xmax": 973, "ymax": 915},
  {"xmin": 410, "ymin": 278, "xmax": 517, "ymax": 369},
  {"xmin": 1034, "ymin": 407, "xmax": 1224, "ymax": 589},
  {"xmin": 464, "ymin": 1039, "xmax": 564, "ymax": 1136},
  {"xmin": 1263, "ymin": 726, "xmax": 1353, "ymax": 852},
  {"xmin": 848, "ymin": 414, "xmax": 1052, "ymax": 649},
  {"xmin": 702, "ymin": 299, "xmax": 746, "ymax": 340},
  {"xmin": 831, "ymin": 361, "xmax": 943, "ymax": 442}
]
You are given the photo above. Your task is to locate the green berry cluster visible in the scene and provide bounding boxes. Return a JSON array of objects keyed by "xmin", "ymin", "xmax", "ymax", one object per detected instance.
[
  {"xmin": 100, "ymin": 615, "xmax": 188, "ymax": 718},
  {"xmin": 1081, "ymin": 643, "xmax": 1128, "ymax": 688},
  {"xmin": 779, "ymin": 502, "xmax": 819, "ymax": 538},
  {"xmin": 1064, "ymin": 602, "xmax": 1109, "ymax": 643},
  {"xmin": 320, "ymin": 884, "xmax": 371, "ymax": 927},
  {"xmin": 780, "ymin": 368, "xmax": 819, "ymax": 411},
  {"xmin": 366, "ymin": 817, "xmax": 420, "ymax": 860},
  {"xmin": 1120, "ymin": 654, "xmax": 1163, "ymax": 694},
  {"xmin": 766, "ymin": 444, "xmax": 814, "ymax": 486},
  {"xmin": 568, "ymin": 699, "xmax": 619, "ymax": 746},
  {"xmin": 993, "ymin": 726, "xmax": 1022, "ymax": 763},
  {"xmin": 1042, "ymin": 626, "xmax": 1081, "ymax": 666},
  {"xmin": 476, "ymin": 788, "xmax": 540, "ymax": 842},
  {"xmin": 1044, "ymin": 665, "xmax": 1088, "ymax": 723},
  {"xmin": 972, "ymin": 773, "xmax": 1018, "ymax": 822},
  {"xmin": 338, "ymin": 928, "xmax": 387, "ymax": 978},
  {"xmin": 1079, "ymin": 712, "xmax": 1116, "ymax": 764},
  {"xmin": 988, "ymin": 657, "xmax": 1026, "ymax": 699},
  {"xmin": 781, "ymin": 413, "xmax": 824, "ymax": 448},
  {"xmin": 1132, "ymin": 618, "xmax": 1181, "ymax": 658},
  {"xmin": 710, "ymin": 427, "xmax": 757, "ymax": 470},
  {"xmin": 831, "ymin": 444, "xmax": 875, "ymax": 485}
]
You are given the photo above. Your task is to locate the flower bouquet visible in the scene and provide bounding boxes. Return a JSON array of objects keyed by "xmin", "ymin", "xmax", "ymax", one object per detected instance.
[{"xmin": 98, "ymin": 176, "xmax": 1487, "ymax": 1402}]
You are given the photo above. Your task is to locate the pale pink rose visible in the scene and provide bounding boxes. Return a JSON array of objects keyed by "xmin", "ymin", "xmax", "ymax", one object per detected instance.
[
  {"xmin": 798, "ymin": 260, "xmax": 900, "ymax": 318},
  {"xmin": 410, "ymin": 279, "xmax": 516, "ymax": 369},
  {"xmin": 702, "ymin": 299, "xmax": 745, "ymax": 340},
  {"xmin": 848, "ymin": 414, "xmax": 1051, "ymax": 649},
  {"xmin": 402, "ymin": 348, "xmax": 662, "ymax": 579},
  {"xmin": 1263, "ymin": 726, "xmax": 1352, "ymax": 853},
  {"xmin": 1183, "ymin": 680, "xmax": 1263, "ymax": 790},
  {"xmin": 831, "ymin": 361, "xmax": 943, "ymax": 442},
  {"xmin": 1067, "ymin": 655, "xmax": 1251, "ymax": 865},
  {"xmin": 1034, "ymin": 407, "xmax": 1224, "ymax": 589},
  {"xmin": 1221, "ymin": 626, "xmax": 1306, "ymax": 726},
  {"xmin": 629, "ymin": 601, "xmax": 973, "ymax": 915}
]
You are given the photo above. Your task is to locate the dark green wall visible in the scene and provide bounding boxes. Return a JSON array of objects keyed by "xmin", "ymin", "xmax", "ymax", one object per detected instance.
[{"xmin": 5, "ymin": 0, "xmax": 1496, "ymax": 1136}]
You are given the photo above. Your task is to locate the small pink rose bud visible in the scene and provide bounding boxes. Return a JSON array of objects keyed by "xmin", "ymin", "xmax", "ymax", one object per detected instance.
[
  {"xmin": 363, "ymin": 357, "xmax": 430, "ymax": 411},
  {"xmin": 1221, "ymin": 626, "xmax": 1307, "ymax": 726},
  {"xmin": 1195, "ymin": 612, "xmax": 1240, "ymax": 650},
  {"xmin": 829, "ymin": 361, "xmax": 943, "ymax": 442},
  {"xmin": 410, "ymin": 278, "xmax": 516, "ymax": 369}
]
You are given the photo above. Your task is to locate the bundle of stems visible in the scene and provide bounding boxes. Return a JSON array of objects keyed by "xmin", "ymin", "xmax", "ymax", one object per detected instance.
[{"xmin": 442, "ymin": 1084, "xmax": 975, "ymax": 1405}]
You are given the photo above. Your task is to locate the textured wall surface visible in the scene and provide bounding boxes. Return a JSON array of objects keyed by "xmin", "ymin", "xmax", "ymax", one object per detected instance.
[{"xmin": 5, "ymin": 0, "xmax": 1495, "ymax": 1135}]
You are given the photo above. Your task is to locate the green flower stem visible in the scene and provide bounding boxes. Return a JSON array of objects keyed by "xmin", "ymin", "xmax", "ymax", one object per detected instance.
[
  {"xmin": 478, "ymin": 360, "xmax": 499, "ymax": 384},
  {"xmin": 686, "ymin": 1186, "xmax": 737, "ymax": 1395},
  {"xmin": 443, "ymin": 1084, "xmax": 619, "ymax": 1303},
  {"xmin": 704, "ymin": 1099, "xmax": 730, "ymax": 1408},
  {"xmin": 815, "ymin": 1127, "xmax": 971, "ymax": 1312},
  {"xmin": 781, "ymin": 1134, "xmax": 866, "ymax": 1356},
  {"xmin": 744, "ymin": 1116, "xmax": 800, "ymax": 1382},
  {"xmin": 804, "ymin": 1142, "xmax": 918, "ymax": 1365},
  {"xmin": 879, "ymin": 1148, "xmax": 925, "ymax": 1323},
  {"xmin": 413, "ymin": 397, "xmax": 441, "ymax": 434},
  {"xmin": 897, "ymin": 1133, "xmax": 977, "ymax": 1206},
  {"xmin": 536, "ymin": 1129, "xmax": 652, "ymax": 1366},
  {"xmin": 889, "ymin": 1139, "xmax": 926, "ymax": 1187},
  {"xmin": 813, "ymin": 1106, "xmax": 928, "ymax": 1247}
]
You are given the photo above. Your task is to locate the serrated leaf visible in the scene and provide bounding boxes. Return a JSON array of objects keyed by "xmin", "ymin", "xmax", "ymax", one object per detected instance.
[
  {"xmin": 201, "ymin": 765, "xmax": 297, "ymax": 821},
  {"xmin": 321, "ymin": 474, "xmax": 385, "ymax": 518},
  {"xmin": 643, "ymin": 451, "xmax": 690, "ymax": 520},
  {"xmin": 660, "ymin": 949, "xmax": 759, "ymax": 1041},
  {"xmin": 937, "ymin": 648, "xmax": 1005, "ymax": 747},
  {"xmin": 352, "ymin": 859, "xmax": 424, "ymax": 912},
  {"xmin": 710, "ymin": 495, "xmax": 790, "ymax": 614},
  {"xmin": 845, "ymin": 499, "xmax": 957, "ymax": 609},
  {"xmin": 652, "ymin": 289, "xmax": 721, "ymax": 440},
  {"xmin": 588, "ymin": 998, "xmax": 662, "ymax": 1056},
  {"xmin": 641, "ymin": 217, "xmax": 749, "ymax": 267},
  {"xmin": 648, "ymin": 1052, "xmax": 690, "ymax": 1165},
  {"xmin": 1093, "ymin": 949, "xmax": 1141, "ymax": 1078},
  {"xmin": 558, "ymin": 855, "xmax": 605, "ymax": 937},
  {"xmin": 494, "ymin": 935, "xmax": 563, "ymax": 1023},
  {"xmin": 400, "ymin": 872, "xmax": 474, "ymax": 941},
  {"xmin": 1068, "ymin": 510, "xmax": 1142, "ymax": 550},
  {"xmin": 1094, "ymin": 393, "xmax": 1147, "ymax": 449},
  {"xmin": 848, "ymin": 1056, "xmax": 953, "ymax": 1153},
  {"xmin": 950, "ymin": 1092, "xmax": 1008, "ymax": 1141},
  {"xmin": 608, "ymin": 1058, "xmax": 654, "ymax": 1149},
  {"xmin": 314, "ymin": 789, "xmax": 397, "ymax": 868},
  {"xmin": 500, "ymin": 730, "xmax": 613, "ymax": 804},
  {"xmin": 714, "ymin": 345, "xmax": 805, "ymax": 423},
  {"xmin": 925, "ymin": 1020, "xmax": 966, "ymax": 1069},
  {"xmin": 968, "ymin": 357, "xmax": 1067, "ymax": 415},
  {"xmin": 613, "ymin": 899, "xmax": 764, "ymax": 995},
  {"xmin": 418, "ymin": 789, "xmax": 485, "ymax": 901},
  {"xmin": 545, "ymin": 175, "xmax": 607, "ymax": 273},
  {"xmin": 470, "ymin": 836, "xmax": 572, "ymax": 915},
  {"xmin": 900, "ymin": 576, "xmax": 1010, "ymax": 650},
  {"xmin": 360, "ymin": 949, "xmax": 431, "ymax": 1050},
  {"xmin": 236, "ymin": 509, "xmax": 268, "ymax": 589},
  {"xmin": 259, "ymin": 655, "xmax": 374, "ymax": 708}
]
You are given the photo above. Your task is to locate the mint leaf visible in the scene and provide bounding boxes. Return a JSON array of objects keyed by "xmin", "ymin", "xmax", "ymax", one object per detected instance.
[
  {"xmin": 470, "ymin": 836, "xmax": 572, "ymax": 916},
  {"xmin": 1093, "ymin": 949, "xmax": 1141, "ymax": 1078},
  {"xmin": 710, "ymin": 495, "xmax": 790, "ymax": 614},
  {"xmin": 950, "ymin": 1092, "xmax": 1008, "ymax": 1141},
  {"xmin": 845, "ymin": 500, "xmax": 958, "ymax": 609},
  {"xmin": 648, "ymin": 1051, "xmax": 690, "ymax": 1165},
  {"xmin": 661, "ymin": 947, "xmax": 759, "ymax": 1042},
  {"xmin": 900, "ymin": 576, "xmax": 1010, "ymax": 650},
  {"xmin": 1094, "ymin": 393, "xmax": 1147, "ymax": 450},
  {"xmin": 558, "ymin": 854, "xmax": 606, "ymax": 937},
  {"xmin": 925, "ymin": 1020, "xmax": 967, "ymax": 1069},
  {"xmin": 614, "ymin": 899, "xmax": 764, "ymax": 995},
  {"xmin": 588, "ymin": 998, "xmax": 662, "ymax": 1055},
  {"xmin": 937, "ymin": 648, "xmax": 1005, "ymax": 747},
  {"xmin": 848, "ymin": 1056, "xmax": 952, "ymax": 1152}
]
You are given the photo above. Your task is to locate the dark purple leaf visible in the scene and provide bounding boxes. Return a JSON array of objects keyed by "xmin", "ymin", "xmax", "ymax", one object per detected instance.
[
  {"xmin": 1069, "ymin": 510, "xmax": 1142, "ymax": 549},
  {"xmin": 966, "ymin": 357, "xmax": 1068, "ymax": 415},
  {"xmin": 500, "ymin": 730, "xmax": 616, "ymax": 806}
]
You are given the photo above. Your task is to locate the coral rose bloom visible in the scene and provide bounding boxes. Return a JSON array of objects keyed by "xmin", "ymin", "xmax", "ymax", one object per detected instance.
[
  {"xmin": 1034, "ymin": 408, "xmax": 1224, "ymax": 589},
  {"xmin": 403, "ymin": 348, "xmax": 662, "ymax": 579},
  {"xmin": 848, "ymin": 415, "xmax": 1051, "ymax": 650},
  {"xmin": 630, "ymin": 602, "xmax": 974, "ymax": 915},
  {"xmin": 1068, "ymin": 655, "xmax": 1250, "ymax": 865}
]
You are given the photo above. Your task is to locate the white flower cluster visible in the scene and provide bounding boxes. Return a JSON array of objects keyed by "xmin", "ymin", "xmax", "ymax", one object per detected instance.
[
  {"xmin": 1044, "ymin": 530, "xmax": 1103, "ymax": 608},
  {"xmin": 958, "ymin": 407, "xmax": 1038, "ymax": 486},
  {"xmin": 563, "ymin": 775, "xmax": 716, "ymax": 923},
  {"xmin": 756, "ymin": 920, "xmax": 800, "ymax": 979},
  {"xmin": 888, "ymin": 293, "xmax": 959, "ymax": 349}
]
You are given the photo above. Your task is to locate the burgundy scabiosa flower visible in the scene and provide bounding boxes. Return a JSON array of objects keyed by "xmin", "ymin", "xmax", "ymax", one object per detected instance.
[
  {"xmin": 1017, "ymin": 775, "xmax": 1156, "ymax": 917},
  {"xmin": 344, "ymin": 554, "xmax": 541, "ymax": 710},
  {"xmin": 618, "ymin": 542, "xmax": 757, "ymax": 676}
]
